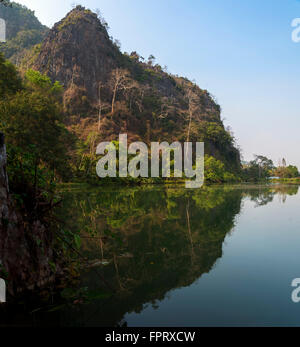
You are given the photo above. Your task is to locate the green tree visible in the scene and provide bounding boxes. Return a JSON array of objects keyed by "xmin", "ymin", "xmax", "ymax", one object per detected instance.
[
  {"xmin": 0, "ymin": 52, "xmax": 22, "ymax": 96},
  {"xmin": 0, "ymin": 1, "xmax": 48, "ymax": 61},
  {"xmin": 0, "ymin": 68, "xmax": 73, "ymax": 194},
  {"xmin": 243, "ymin": 155, "xmax": 274, "ymax": 181},
  {"xmin": 274, "ymin": 165, "xmax": 299, "ymax": 178},
  {"xmin": 204, "ymin": 155, "xmax": 225, "ymax": 183}
]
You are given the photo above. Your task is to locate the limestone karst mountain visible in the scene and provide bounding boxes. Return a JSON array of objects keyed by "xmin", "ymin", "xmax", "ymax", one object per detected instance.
[{"xmin": 4, "ymin": 4, "xmax": 241, "ymax": 171}]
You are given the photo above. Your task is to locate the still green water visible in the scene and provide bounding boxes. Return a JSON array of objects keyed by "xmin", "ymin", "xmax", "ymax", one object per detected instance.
[{"xmin": 51, "ymin": 184, "xmax": 300, "ymax": 327}]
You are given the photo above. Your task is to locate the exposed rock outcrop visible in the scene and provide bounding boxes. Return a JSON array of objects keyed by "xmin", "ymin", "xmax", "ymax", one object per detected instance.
[
  {"xmin": 0, "ymin": 132, "xmax": 9, "ymax": 215},
  {"xmin": 32, "ymin": 6, "xmax": 120, "ymax": 114},
  {"xmin": 0, "ymin": 133, "xmax": 58, "ymax": 296}
]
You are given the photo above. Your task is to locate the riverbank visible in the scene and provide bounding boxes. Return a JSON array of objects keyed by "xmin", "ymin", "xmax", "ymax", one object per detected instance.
[
  {"xmin": 270, "ymin": 178, "xmax": 300, "ymax": 184},
  {"xmin": 57, "ymin": 180, "xmax": 300, "ymax": 194}
]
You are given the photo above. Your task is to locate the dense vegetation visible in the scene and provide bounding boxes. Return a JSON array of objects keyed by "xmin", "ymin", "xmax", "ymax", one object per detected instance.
[
  {"xmin": 0, "ymin": 1, "xmax": 48, "ymax": 63},
  {"xmin": 242, "ymin": 155, "xmax": 299, "ymax": 182},
  {"xmin": 273, "ymin": 160, "xmax": 299, "ymax": 179},
  {"xmin": 0, "ymin": 53, "xmax": 73, "ymax": 200}
]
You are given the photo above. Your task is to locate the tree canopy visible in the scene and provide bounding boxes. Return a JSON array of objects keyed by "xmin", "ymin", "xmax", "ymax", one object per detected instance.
[
  {"xmin": 0, "ymin": 52, "xmax": 22, "ymax": 96},
  {"xmin": 0, "ymin": 56, "xmax": 73, "ymax": 197}
]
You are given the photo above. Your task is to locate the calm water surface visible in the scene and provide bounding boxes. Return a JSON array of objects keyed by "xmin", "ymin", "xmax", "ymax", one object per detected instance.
[{"xmin": 52, "ymin": 184, "xmax": 300, "ymax": 327}]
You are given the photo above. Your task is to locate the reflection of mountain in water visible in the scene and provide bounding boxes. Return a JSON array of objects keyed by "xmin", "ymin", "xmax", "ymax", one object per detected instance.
[
  {"xmin": 60, "ymin": 185, "xmax": 298, "ymax": 326},
  {"xmin": 1, "ymin": 185, "xmax": 298, "ymax": 326},
  {"xmin": 57, "ymin": 187, "xmax": 243, "ymax": 326}
]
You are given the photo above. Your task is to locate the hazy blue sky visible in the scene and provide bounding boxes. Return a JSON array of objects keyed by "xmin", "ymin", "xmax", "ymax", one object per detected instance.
[{"xmin": 17, "ymin": 0, "xmax": 300, "ymax": 166}]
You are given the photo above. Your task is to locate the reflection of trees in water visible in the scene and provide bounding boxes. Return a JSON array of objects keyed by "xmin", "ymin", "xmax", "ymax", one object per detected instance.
[
  {"xmin": 186, "ymin": 199, "xmax": 195, "ymax": 265},
  {"xmin": 246, "ymin": 185, "xmax": 299, "ymax": 207},
  {"xmin": 275, "ymin": 185, "xmax": 299, "ymax": 204},
  {"xmin": 249, "ymin": 190, "xmax": 275, "ymax": 207}
]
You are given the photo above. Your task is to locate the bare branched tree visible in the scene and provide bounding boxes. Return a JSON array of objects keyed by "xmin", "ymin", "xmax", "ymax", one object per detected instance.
[
  {"xmin": 95, "ymin": 8, "xmax": 101, "ymax": 18},
  {"xmin": 109, "ymin": 69, "xmax": 135, "ymax": 114},
  {"xmin": 148, "ymin": 54, "xmax": 156, "ymax": 66},
  {"xmin": 94, "ymin": 8, "xmax": 109, "ymax": 29},
  {"xmin": 185, "ymin": 87, "xmax": 200, "ymax": 152},
  {"xmin": 97, "ymin": 82, "xmax": 103, "ymax": 132}
]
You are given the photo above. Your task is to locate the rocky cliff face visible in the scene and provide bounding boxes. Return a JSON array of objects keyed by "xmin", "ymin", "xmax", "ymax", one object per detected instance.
[
  {"xmin": 0, "ymin": 133, "xmax": 9, "ymax": 208},
  {"xmin": 0, "ymin": 133, "xmax": 58, "ymax": 295},
  {"xmin": 29, "ymin": 6, "xmax": 241, "ymax": 170},
  {"xmin": 32, "ymin": 6, "xmax": 120, "ymax": 114}
]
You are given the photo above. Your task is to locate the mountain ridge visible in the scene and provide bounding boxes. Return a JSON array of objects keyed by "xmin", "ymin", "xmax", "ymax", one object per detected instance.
[{"xmin": 13, "ymin": 4, "xmax": 241, "ymax": 172}]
